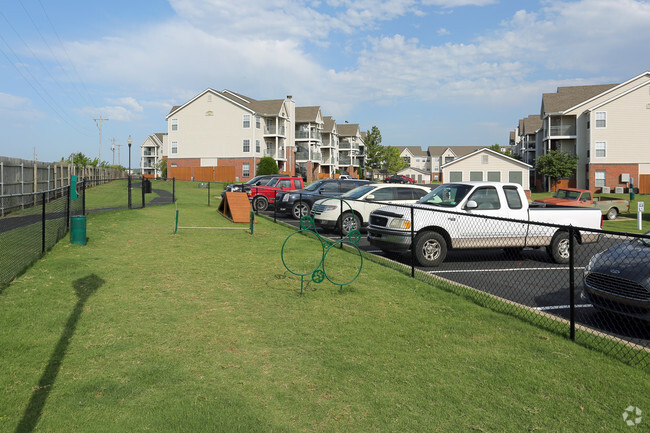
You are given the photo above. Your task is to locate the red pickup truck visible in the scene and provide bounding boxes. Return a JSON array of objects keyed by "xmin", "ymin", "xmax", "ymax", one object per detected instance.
[
  {"xmin": 248, "ymin": 176, "xmax": 304, "ymax": 211},
  {"xmin": 533, "ymin": 188, "xmax": 629, "ymax": 220}
]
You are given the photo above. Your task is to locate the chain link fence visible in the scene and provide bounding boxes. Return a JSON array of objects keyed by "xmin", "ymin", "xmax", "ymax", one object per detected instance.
[{"xmin": 254, "ymin": 187, "xmax": 649, "ymax": 368}]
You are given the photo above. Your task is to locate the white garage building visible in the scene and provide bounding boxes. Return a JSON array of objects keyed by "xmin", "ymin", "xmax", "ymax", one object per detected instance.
[{"xmin": 441, "ymin": 148, "xmax": 532, "ymax": 193}]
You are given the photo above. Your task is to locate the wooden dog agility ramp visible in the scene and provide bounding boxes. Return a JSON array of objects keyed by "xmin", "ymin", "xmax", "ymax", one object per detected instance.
[{"xmin": 218, "ymin": 192, "xmax": 254, "ymax": 223}]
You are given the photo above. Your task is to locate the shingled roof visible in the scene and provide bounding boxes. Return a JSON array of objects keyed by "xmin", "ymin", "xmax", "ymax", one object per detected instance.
[
  {"xmin": 521, "ymin": 115, "xmax": 542, "ymax": 135},
  {"xmin": 322, "ymin": 116, "xmax": 336, "ymax": 132},
  {"xmin": 337, "ymin": 123, "xmax": 360, "ymax": 137},
  {"xmin": 541, "ymin": 84, "xmax": 618, "ymax": 114},
  {"xmin": 396, "ymin": 146, "xmax": 428, "ymax": 157},
  {"xmin": 295, "ymin": 106, "xmax": 321, "ymax": 122},
  {"xmin": 427, "ymin": 146, "xmax": 483, "ymax": 157}
]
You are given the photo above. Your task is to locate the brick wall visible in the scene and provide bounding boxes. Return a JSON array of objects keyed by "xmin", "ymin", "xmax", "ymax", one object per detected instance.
[{"xmin": 588, "ymin": 163, "xmax": 638, "ymax": 193}]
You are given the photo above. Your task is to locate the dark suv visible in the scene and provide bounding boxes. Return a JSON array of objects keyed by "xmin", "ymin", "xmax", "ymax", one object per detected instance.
[{"xmin": 276, "ymin": 178, "xmax": 373, "ymax": 219}]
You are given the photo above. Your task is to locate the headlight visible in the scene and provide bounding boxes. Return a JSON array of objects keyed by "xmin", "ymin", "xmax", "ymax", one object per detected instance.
[
  {"xmin": 584, "ymin": 252, "xmax": 602, "ymax": 274},
  {"xmin": 320, "ymin": 205, "xmax": 338, "ymax": 212},
  {"xmin": 389, "ymin": 219, "xmax": 411, "ymax": 229},
  {"xmin": 282, "ymin": 195, "xmax": 290, "ymax": 202}
]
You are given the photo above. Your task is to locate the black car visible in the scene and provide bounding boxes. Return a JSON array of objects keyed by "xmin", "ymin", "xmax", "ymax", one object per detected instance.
[
  {"xmin": 583, "ymin": 231, "xmax": 650, "ymax": 321},
  {"xmin": 276, "ymin": 178, "xmax": 373, "ymax": 219},
  {"xmin": 222, "ymin": 175, "xmax": 277, "ymax": 197}
]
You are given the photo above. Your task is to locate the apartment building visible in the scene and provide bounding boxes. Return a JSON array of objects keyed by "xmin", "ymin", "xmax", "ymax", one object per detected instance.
[
  {"xmin": 140, "ymin": 133, "xmax": 166, "ymax": 177},
  {"xmin": 428, "ymin": 146, "xmax": 482, "ymax": 182},
  {"xmin": 511, "ymin": 71, "xmax": 650, "ymax": 193},
  {"xmin": 295, "ymin": 106, "xmax": 324, "ymax": 182},
  {"xmin": 337, "ymin": 122, "xmax": 365, "ymax": 178},
  {"xmin": 153, "ymin": 89, "xmax": 365, "ymax": 182},
  {"xmin": 163, "ymin": 89, "xmax": 296, "ymax": 181},
  {"xmin": 397, "ymin": 146, "xmax": 429, "ymax": 172}
]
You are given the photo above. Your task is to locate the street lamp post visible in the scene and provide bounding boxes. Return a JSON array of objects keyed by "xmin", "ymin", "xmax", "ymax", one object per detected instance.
[{"xmin": 128, "ymin": 135, "xmax": 132, "ymax": 209}]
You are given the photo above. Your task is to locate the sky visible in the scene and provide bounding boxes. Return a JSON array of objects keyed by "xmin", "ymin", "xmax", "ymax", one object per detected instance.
[{"xmin": 1, "ymin": 0, "xmax": 649, "ymax": 166}]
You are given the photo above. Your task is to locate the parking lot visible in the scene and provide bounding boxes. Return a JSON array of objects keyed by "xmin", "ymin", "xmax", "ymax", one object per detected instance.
[{"xmin": 262, "ymin": 209, "xmax": 650, "ymax": 349}]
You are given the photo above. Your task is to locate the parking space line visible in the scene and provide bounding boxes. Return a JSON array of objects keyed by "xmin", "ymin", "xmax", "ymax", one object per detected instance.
[
  {"xmin": 427, "ymin": 266, "xmax": 585, "ymax": 274},
  {"xmin": 534, "ymin": 304, "xmax": 592, "ymax": 311}
]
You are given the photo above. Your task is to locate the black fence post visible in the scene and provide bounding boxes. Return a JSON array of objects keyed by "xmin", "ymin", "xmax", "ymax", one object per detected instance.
[
  {"xmin": 141, "ymin": 176, "xmax": 146, "ymax": 208},
  {"xmin": 339, "ymin": 197, "xmax": 344, "ymax": 239},
  {"xmin": 273, "ymin": 191, "xmax": 277, "ymax": 222},
  {"xmin": 410, "ymin": 205, "xmax": 415, "ymax": 278},
  {"xmin": 128, "ymin": 174, "xmax": 132, "ymax": 209},
  {"xmin": 569, "ymin": 225, "xmax": 575, "ymax": 341},
  {"xmin": 82, "ymin": 179, "xmax": 86, "ymax": 216},
  {"xmin": 208, "ymin": 182, "xmax": 211, "ymax": 206},
  {"xmin": 41, "ymin": 192, "xmax": 46, "ymax": 254}
]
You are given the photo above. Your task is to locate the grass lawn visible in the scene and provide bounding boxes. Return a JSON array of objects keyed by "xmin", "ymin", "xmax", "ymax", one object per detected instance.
[{"xmin": 0, "ymin": 181, "xmax": 648, "ymax": 432}]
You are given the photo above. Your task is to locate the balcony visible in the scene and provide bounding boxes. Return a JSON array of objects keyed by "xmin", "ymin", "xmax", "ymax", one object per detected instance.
[
  {"xmin": 264, "ymin": 125, "xmax": 286, "ymax": 136},
  {"xmin": 311, "ymin": 151, "xmax": 322, "ymax": 162},
  {"xmin": 546, "ymin": 117, "xmax": 576, "ymax": 138},
  {"xmin": 339, "ymin": 142, "xmax": 359, "ymax": 150},
  {"xmin": 296, "ymin": 151, "xmax": 309, "ymax": 161}
]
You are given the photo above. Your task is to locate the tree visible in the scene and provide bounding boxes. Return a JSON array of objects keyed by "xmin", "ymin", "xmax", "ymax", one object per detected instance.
[
  {"xmin": 489, "ymin": 143, "xmax": 522, "ymax": 161},
  {"xmin": 364, "ymin": 126, "xmax": 385, "ymax": 178},
  {"xmin": 257, "ymin": 157, "xmax": 279, "ymax": 175},
  {"xmin": 383, "ymin": 146, "xmax": 409, "ymax": 174},
  {"xmin": 535, "ymin": 150, "xmax": 578, "ymax": 191},
  {"xmin": 156, "ymin": 158, "xmax": 168, "ymax": 178}
]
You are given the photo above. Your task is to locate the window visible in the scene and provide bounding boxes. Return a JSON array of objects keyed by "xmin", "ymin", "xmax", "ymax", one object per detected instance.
[
  {"xmin": 487, "ymin": 171, "xmax": 501, "ymax": 182},
  {"xmin": 321, "ymin": 182, "xmax": 340, "ymax": 194},
  {"xmin": 171, "ymin": 163, "xmax": 178, "ymax": 167},
  {"xmin": 444, "ymin": 156, "xmax": 454, "ymax": 164},
  {"xmin": 171, "ymin": 118, "xmax": 178, "ymax": 131},
  {"xmin": 243, "ymin": 139, "xmax": 250, "ymax": 152},
  {"xmin": 508, "ymin": 171, "xmax": 523, "ymax": 185},
  {"xmin": 371, "ymin": 187, "xmax": 395, "ymax": 201},
  {"xmin": 171, "ymin": 141, "xmax": 178, "ymax": 154},
  {"xmin": 595, "ymin": 171, "xmax": 606, "ymax": 187},
  {"xmin": 469, "ymin": 171, "xmax": 483, "ymax": 181},
  {"xmin": 403, "ymin": 157, "xmax": 411, "ymax": 164},
  {"xmin": 595, "ymin": 141, "xmax": 606, "ymax": 157},
  {"xmin": 468, "ymin": 187, "xmax": 500, "ymax": 210},
  {"xmin": 434, "ymin": 166, "xmax": 439, "ymax": 171},
  {"xmin": 256, "ymin": 116, "xmax": 261, "ymax": 129},
  {"xmin": 595, "ymin": 111, "xmax": 606, "ymax": 128},
  {"xmin": 277, "ymin": 180, "xmax": 291, "ymax": 189},
  {"xmin": 256, "ymin": 140, "xmax": 260, "ymax": 153},
  {"xmin": 242, "ymin": 163, "xmax": 250, "ymax": 177},
  {"xmin": 293, "ymin": 179, "xmax": 302, "ymax": 189},
  {"xmin": 503, "ymin": 186, "xmax": 522, "ymax": 209},
  {"xmin": 243, "ymin": 114, "xmax": 251, "ymax": 128},
  {"xmin": 482, "ymin": 155, "xmax": 488, "ymax": 164},
  {"xmin": 449, "ymin": 171, "xmax": 462, "ymax": 182}
]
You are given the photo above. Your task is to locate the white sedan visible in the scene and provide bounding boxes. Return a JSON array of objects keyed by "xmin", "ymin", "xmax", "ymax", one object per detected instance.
[{"xmin": 312, "ymin": 184, "xmax": 431, "ymax": 235}]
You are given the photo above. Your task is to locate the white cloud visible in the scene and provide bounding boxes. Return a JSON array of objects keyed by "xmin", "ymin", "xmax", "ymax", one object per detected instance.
[
  {"xmin": 437, "ymin": 27, "xmax": 450, "ymax": 35},
  {"xmin": 0, "ymin": 92, "xmax": 43, "ymax": 121},
  {"xmin": 421, "ymin": 0, "xmax": 497, "ymax": 7}
]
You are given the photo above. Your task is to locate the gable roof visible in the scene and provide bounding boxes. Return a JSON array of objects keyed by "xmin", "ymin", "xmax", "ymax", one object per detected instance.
[
  {"xmin": 166, "ymin": 88, "xmax": 287, "ymax": 119},
  {"xmin": 441, "ymin": 148, "xmax": 532, "ymax": 169},
  {"xmin": 541, "ymin": 84, "xmax": 618, "ymax": 115},
  {"xmin": 396, "ymin": 146, "xmax": 428, "ymax": 157},
  {"xmin": 521, "ymin": 115, "xmax": 542, "ymax": 135},
  {"xmin": 295, "ymin": 106, "xmax": 322, "ymax": 123},
  {"xmin": 153, "ymin": 133, "xmax": 166, "ymax": 143},
  {"xmin": 427, "ymin": 146, "xmax": 482, "ymax": 157},
  {"xmin": 337, "ymin": 123, "xmax": 361, "ymax": 137},
  {"xmin": 322, "ymin": 116, "xmax": 336, "ymax": 133}
]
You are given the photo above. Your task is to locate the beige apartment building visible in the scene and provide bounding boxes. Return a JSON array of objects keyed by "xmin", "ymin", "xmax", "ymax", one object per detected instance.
[
  {"xmin": 150, "ymin": 89, "xmax": 365, "ymax": 182},
  {"xmin": 511, "ymin": 71, "xmax": 650, "ymax": 193}
]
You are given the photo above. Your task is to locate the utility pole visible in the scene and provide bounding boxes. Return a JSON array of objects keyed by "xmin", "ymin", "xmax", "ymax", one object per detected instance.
[
  {"xmin": 116, "ymin": 142, "xmax": 123, "ymax": 167},
  {"xmin": 111, "ymin": 138, "xmax": 117, "ymax": 166},
  {"xmin": 94, "ymin": 116, "xmax": 109, "ymax": 162}
]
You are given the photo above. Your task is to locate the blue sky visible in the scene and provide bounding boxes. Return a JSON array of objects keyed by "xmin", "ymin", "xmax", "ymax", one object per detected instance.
[{"xmin": 1, "ymin": 0, "xmax": 649, "ymax": 165}]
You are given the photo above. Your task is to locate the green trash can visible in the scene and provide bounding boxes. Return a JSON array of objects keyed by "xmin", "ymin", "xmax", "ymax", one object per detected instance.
[{"xmin": 70, "ymin": 215, "xmax": 87, "ymax": 245}]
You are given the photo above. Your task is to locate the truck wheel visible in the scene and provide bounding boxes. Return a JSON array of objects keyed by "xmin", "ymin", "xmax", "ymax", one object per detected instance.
[
  {"xmin": 338, "ymin": 211, "xmax": 359, "ymax": 236},
  {"xmin": 253, "ymin": 196, "xmax": 268, "ymax": 212},
  {"xmin": 548, "ymin": 231, "xmax": 570, "ymax": 264},
  {"xmin": 292, "ymin": 202, "xmax": 310, "ymax": 220},
  {"xmin": 606, "ymin": 207, "xmax": 618, "ymax": 220},
  {"xmin": 414, "ymin": 231, "xmax": 447, "ymax": 267}
]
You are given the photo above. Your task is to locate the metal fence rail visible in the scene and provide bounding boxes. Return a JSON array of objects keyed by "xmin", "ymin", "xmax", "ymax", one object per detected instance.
[{"xmin": 256, "ymin": 190, "xmax": 649, "ymax": 368}]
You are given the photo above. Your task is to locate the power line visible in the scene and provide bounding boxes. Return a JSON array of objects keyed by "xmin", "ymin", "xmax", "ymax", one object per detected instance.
[{"xmin": 94, "ymin": 117, "xmax": 109, "ymax": 161}]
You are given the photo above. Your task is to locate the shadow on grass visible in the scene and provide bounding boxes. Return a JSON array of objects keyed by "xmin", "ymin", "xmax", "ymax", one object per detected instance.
[{"xmin": 14, "ymin": 274, "xmax": 104, "ymax": 433}]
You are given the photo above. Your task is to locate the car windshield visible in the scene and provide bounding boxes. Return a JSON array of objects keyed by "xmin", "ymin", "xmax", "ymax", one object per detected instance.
[
  {"xmin": 418, "ymin": 184, "xmax": 473, "ymax": 207},
  {"xmin": 552, "ymin": 190, "xmax": 579, "ymax": 200},
  {"xmin": 342, "ymin": 185, "xmax": 376, "ymax": 199},
  {"xmin": 303, "ymin": 180, "xmax": 328, "ymax": 191},
  {"xmin": 636, "ymin": 231, "xmax": 650, "ymax": 247},
  {"xmin": 244, "ymin": 176, "xmax": 266, "ymax": 185}
]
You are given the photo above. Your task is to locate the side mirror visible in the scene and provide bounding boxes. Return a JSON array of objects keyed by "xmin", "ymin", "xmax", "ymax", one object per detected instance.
[
  {"xmin": 365, "ymin": 194, "xmax": 375, "ymax": 201},
  {"xmin": 465, "ymin": 200, "xmax": 478, "ymax": 209}
]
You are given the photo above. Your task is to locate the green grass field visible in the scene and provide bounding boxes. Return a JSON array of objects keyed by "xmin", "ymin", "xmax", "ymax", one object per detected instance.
[{"xmin": 0, "ymin": 181, "xmax": 648, "ymax": 432}]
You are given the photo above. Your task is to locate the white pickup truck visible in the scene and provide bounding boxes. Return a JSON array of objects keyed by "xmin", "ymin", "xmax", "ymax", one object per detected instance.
[{"xmin": 367, "ymin": 182, "xmax": 602, "ymax": 267}]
